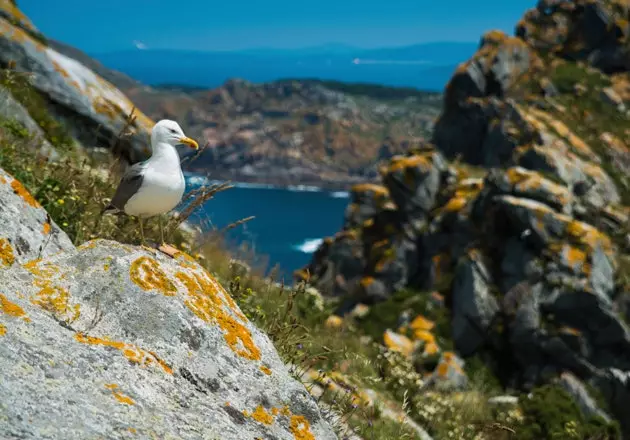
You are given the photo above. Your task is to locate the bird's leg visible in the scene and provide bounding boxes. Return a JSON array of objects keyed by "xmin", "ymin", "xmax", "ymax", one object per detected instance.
[
  {"xmin": 138, "ymin": 217, "xmax": 146, "ymax": 246},
  {"xmin": 158, "ymin": 215, "xmax": 166, "ymax": 246}
]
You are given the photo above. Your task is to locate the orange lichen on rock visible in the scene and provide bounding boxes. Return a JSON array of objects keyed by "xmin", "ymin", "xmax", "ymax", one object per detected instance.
[
  {"xmin": 22, "ymin": 260, "xmax": 80, "ymax": 323},
  {"xmin": 104, "ymin": 384, "xmax": 135, "ymax": 405},
  {"xmin": 10, "ymin": 178, "xmax": 40, "ymax": 207},
  {"xmin": 130, "ymin": 256, "xmax": 177, "ymax": 296},
  {"xmin": 175, "ymin": 270, "xmax": 260, "ymax": 361},
  {"xmin": 0, "ymin": 238, "xmax": 15, "ymax": 267},
  {"xmin": 30, "ymin": 280, "xmax": 80, "ymax": 323},
  {"xmin": 383, "ymin": 329, "xmax": 414, "ymax": 357},
  {"xmin": 0, "ymin": 293, "xmax": 30, "ymax": 322},
  {"xmin": 243, "ymin": 405, "xmax": 275, "ymax": 425},
  {"xmin": 75, "ymin": 334, "xmax": 173, "ymax": 374},
  {"xmin": 259, "ymin": 365, "xmax": 272, "ymax": 375},
  {"xmin": 387, "ymin": 153, "xmax": 433, "ymax": 174},
  {"xmin": 351, "ymin": 183, "xmax": 389, "ymax": 197},
  {"xmin": 0, "ymin": 16, "xmax": 44, "ymax": 51},
  {"xmin": 565, "ymin": 219, "xmax": 613, "ymax": 254},
  {"xmin": 505, "ymin": 167, "xmax": 571, "ymax": 206},
  {"xmin": 0, "ymin": 0, "xmax": 37, "ymax": 31},
  {"xmin": 241, "ymin": 404, "xmax": 315, "ymax": 440},
  {"xmin": 290, "ymin": 415, "xmax": 315, "ymax": 440}
]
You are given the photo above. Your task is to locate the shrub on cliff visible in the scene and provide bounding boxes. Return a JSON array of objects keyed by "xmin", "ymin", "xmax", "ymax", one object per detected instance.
[{"xmin": 517, "ymin": 385, "xmax": 621, "ymax": 440}]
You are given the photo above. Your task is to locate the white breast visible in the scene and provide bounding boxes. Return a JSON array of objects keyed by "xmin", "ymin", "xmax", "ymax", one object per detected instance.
[{"xmin": 124, "ymin": 168, "xmax": 185, "ymax": 218}]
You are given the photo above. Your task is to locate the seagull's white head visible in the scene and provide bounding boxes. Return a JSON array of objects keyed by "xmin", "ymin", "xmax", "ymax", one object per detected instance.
[{"xmin": 151, "ymin": 119, "xmax": 199, "ymax": 150}]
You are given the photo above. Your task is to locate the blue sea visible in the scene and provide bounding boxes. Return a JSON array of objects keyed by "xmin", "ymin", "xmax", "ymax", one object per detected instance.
[{"xmin": 184, "ymin": 175, "xmax": 350, "ymax": 280}]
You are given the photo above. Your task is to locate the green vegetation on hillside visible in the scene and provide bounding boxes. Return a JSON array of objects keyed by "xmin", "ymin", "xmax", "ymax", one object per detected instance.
[{"xmin": 0, "ymin": 69, "xmax": 73, "ymax": 150}]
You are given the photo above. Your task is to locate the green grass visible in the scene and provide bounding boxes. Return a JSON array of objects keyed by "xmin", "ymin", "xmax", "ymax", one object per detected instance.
[
  {"xmin": 0, "ymin": 69, "xmax": 74, "ymax": 151},
  {"xmin": 516, "ymin": 385, "xmax": 621, "ymax": 440}
]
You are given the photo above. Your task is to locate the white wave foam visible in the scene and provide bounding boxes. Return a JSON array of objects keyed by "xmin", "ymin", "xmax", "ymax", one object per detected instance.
[
  {"xmin": 287, "ymin": 185, "xmax": 322, "ymax": 192},
  {"xmin": 330, "ymin": 191, "xmax": 349, "ymax": 199},
  {"xmin": 293, "ymin": 238, "xmax": 324, "ymax": 254}
]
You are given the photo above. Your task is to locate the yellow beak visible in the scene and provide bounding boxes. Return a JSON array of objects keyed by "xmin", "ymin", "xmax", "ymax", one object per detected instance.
[{"xmin": 179, "ymin": 136, "xmax": 199, "ymax": 150}]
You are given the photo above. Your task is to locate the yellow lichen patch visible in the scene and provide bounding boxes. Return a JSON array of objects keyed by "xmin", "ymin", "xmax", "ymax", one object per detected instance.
[
  {"xmin": 104, "ymin": 383, "xmax": 135, "ymax": 405},
  {"xmin": 565, "ymin": 220, "xmax": 613, "ymax": 254},
  {"xmin": 360, "ymin": 276, "xmax": 375, "ymax": 288},
  {"xmin": 324, "ymin": 315, "xmax": 343, "ymax": 329},
  {"xmin": 173, "ymin": 249, "xmax": 199, "ymax": 269},
  {"xmin": 42, "ymin": 221, "xmax": 51, "ymax": 235},
  {"xmin": 383, "ymin": 329, "xmax": 414, "ymax": 357},
  {"xmin": 410, "ymin": 315, "xmax": 435, "ymax": 332},
  {"xmin": 505, "ymin": 167, "xmax": 571, "ymax": 207},
  {"xmin": 351, "ymin": 183, "xmax": 389, "ymax": 197},
  {"xmin": 259, "ymin": 365, "xmax": 272, "ymax": 375},
  {"xmin": 30, "ymin": 281, "xmax": 80, "ymax": 324},
  {"xmin": 243, "ymin": 405, "xmax": 275, "ymax": 425},
  {"xmin": 0, "ymin": 238, "xmax": 15, "ymax": 267},
  {"xmin": 129, "ymin": 256, "xmax": 176, "ymax": 296},
  {"xmin": 75, "ymin": 334, "xmax": 173, "ymax": 374},
  {"xmin": 10, "ymin": 178, "xmax": 40, "ymax": 208},
  {"xmin": 176, "ymin": 270, "xmax": 260, "ymax": 361},
  {"xmin": 0, "ymin": 0, "xmax": 37, "ymax": 31},
  {"xmin": 24, "ymin": 258, "xmax": 80, "ymax": 322},
  {"xmin": 0, "ymin": 293, "xmax": 30, "ymax": 322},
  {"xmin": 290, "ymin": 415, "xmax": 315, "ymax": 440},
  {"xmin": 0, "ymin": 16, "xmax": 44, "ymax": 51},
  {"xmin": 439, "ymin": 196, "xmax": 468, "ymax": 214},
  {"xmin": 434, "ymin": 352, "xmax": 465, "ymax": 378},
  {"xmin": 241, "ymin": 404, "xmax": 315, "ymax": 440},
  {"xmin": 0, "ymin": 323, "xmax": 5, "ymax": 336},
  {"xmin": 0, "ymin": 175, "xmax": 6, "ymax": 184},
  {"xmin": 387, "ymin": 154, "xmax": 433, "ymax": 174}
]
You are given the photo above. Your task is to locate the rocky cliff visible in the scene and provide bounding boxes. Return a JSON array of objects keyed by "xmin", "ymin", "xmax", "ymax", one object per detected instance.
[
  {"xmin": 0, "ymin": 165, "xmax": 337, "ymax": 439},
  {"xmin": 299, "ymin": 0, "xmax": 630, "ymax": 436},
  {"xmin": 122, "ymin": 79, "xmax": 441, "ymax": 188},
  {"xmin": 0, "ymin": 0, "xmax": 154, "ymax": 162}
]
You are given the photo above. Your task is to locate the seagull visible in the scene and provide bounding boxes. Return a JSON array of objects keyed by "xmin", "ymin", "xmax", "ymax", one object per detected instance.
[{"xmin": 103, "ymin": 119, "xmax": 199, "ymax": 248}]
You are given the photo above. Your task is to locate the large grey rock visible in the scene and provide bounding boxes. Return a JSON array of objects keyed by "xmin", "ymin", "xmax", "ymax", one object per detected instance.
[
  {"xmin": 0, "ymin": 239, "xmax": 337, "ymax": 440},
  {"xmin": 593, "ymin": 368, "xmax": 630, "ymax": 438},
  {"xmin": 451, "ymin": 251, "xmax": 499, "ymax": 356},
  {"xmin": 0, "ymin": 167, "xmax": 73, "ymax": 267},
  {"xmin": 0, "ymin": 84, "xmax": 59, "ymax": 160},
  {"xmin": 0, "ymin": 10, "xmax": 154, "ymax": 161},
  {"xmin": 381, "ymin": 150, "xmax": 447, "ymax": 224}
]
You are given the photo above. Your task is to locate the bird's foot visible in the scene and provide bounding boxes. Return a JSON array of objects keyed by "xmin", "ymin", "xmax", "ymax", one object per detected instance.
[{"xmin": 158, "ymin": 243, "xmax": 179, "ymax": 259}]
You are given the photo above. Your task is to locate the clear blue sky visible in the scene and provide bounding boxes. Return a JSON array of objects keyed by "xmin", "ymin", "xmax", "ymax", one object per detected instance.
[{"xmin": 19, "ymin": 0, "xmax": 534, "ymax": 52}]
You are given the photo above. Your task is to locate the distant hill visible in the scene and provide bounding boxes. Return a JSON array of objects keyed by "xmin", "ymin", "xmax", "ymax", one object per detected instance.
[{"xmin": 91, "ymin": 42, "xmax": 477, "ymax": 91}]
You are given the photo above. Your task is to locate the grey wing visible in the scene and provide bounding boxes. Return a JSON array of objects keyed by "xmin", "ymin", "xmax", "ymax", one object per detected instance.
[{"xmin": 104, "ymin": 162, "xmax": 147, "ymax": 213}]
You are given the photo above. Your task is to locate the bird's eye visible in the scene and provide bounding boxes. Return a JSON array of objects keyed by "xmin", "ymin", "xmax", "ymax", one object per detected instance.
[{"xmin": 170, "ymin": 129, "xmax": 177, "ymax": 133}]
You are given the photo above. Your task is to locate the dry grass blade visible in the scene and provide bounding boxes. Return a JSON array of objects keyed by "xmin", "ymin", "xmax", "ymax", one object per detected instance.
[{"xmin": 167, "ymin": 181, "xmax": 234, "ymax": 233}]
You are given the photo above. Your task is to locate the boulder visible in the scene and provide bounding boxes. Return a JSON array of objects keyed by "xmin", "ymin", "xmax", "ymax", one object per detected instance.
[
  {"xmin": 0, "ymin": 4, "xmax": 154, "ymax": 161},
  {"xmin": 0, "ymin": 239, "xmax": 337, "ymax": 439},
  {"xmin": 0, "ymin": 167, "xmax": 73, "ymax": 267},
  {"xmin": 380, "ymin": 150, "xmax": 447, "ymax": 225},
  {"xmin": 593, "ymin": 368, "xmax": 630, "ymax": 438},
  {"xmin": 517, "ymin": 0, "xmax": 630, "ymax": 73},
  {"xmin": 0, "ymin": 84, "xmax": 58, "ymax": 159},
  {"xmin": 451, "ymin": 250, "xmax": 499, "ymax": 356}
]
